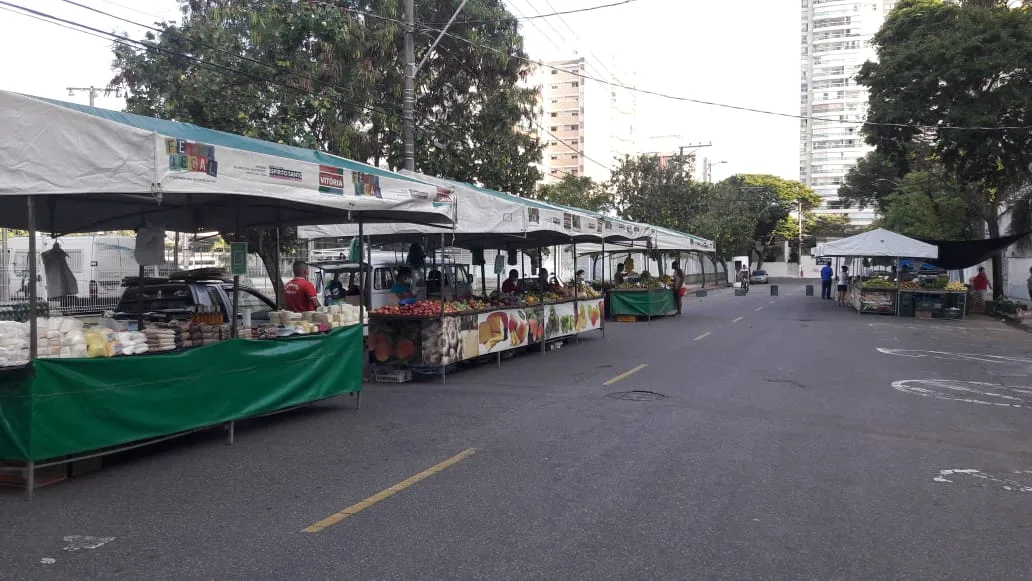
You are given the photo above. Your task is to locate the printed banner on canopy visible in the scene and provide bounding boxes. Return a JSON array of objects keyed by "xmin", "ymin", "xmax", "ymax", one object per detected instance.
[{"xmin": 155, "ymin": 135, "xmax": 454, "ymax": 218}]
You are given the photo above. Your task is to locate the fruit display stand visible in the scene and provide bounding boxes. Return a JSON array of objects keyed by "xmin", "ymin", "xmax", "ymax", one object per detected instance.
[
  {"xmin": 856, "ymin": 279, "xmax": 899, "ymax": 315},
  {"xmin": 605, "ymin": 287, "xmax": 677, "ymax": 320},
  {"xmin": 368, "ymin": 298, "xmax": 605, "ymax": 374}
]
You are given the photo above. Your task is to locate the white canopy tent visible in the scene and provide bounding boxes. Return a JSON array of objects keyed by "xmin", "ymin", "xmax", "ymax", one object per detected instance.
[
  {"xmin": 816, "ymin": 228, "xmax": 938, "ymax": 259},
  {"xmin": 0, "ymin": 91, "xmax": 455, "ymax": 233},
  {"xmin": 298, "ymin": 171, "xmax": 527, "ymax": 247}
]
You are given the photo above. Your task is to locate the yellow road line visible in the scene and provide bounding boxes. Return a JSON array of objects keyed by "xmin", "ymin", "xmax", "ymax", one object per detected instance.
[
  {"xmin": 302, "ymin": 448, "xmax": 477, "ymax": 533},
  {"xmin": 693, "ymin": 332, "xmax": 711, "ymax": 341},
  {"xmin": 732, "ymin": 316, "xmax": 744, "ymax": 323},
  {"xmin": 603, "ymin": 363, "xmax": 648, "ymax": 386}
]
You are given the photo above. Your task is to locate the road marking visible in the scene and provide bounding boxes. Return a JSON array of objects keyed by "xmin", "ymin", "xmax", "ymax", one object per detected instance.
[
  {"xmin": 754, "ymin": 306, "xmax": 764, "ymax": 312},
  {"xmin": 693, "ymin": 332, "xmax": 711, "ymax": 341},
  {"xmin": 769, "ymin": 300, "xmax": 775, "ymax": 304},
  {"xmin": 603, "ymin": 363, "xmax": 648, "ymax": 386},
  {"xmin": 302, "ymin": 448, "xmax": 477, "ymax": 533},
  {"xmin": 732, "ymin": 316, "xmax": 744, "ymax": 323}
]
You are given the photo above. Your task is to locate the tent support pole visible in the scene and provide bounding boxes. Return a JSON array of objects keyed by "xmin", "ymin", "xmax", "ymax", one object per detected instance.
[
  {"xmin": 358, "ymin": 220, "xmax": 365, "ymax": 383},
  {"xmin": 274, "ymin": 227, "xmax": 282, "ymax": 310},
  {"xmin": 231, "ymin": 220, "xmax": 240, "ymax": 339},
  {"xmin": 440, "ymin": 232, "xmax": 447, "ymax": 384},
  {"xmin": 27, "ymin": 198, "xmax": 38, "ymax": 361},
  {"xmin": 601, "ymin": 239, "xmax": 606, "ymax": 337}
]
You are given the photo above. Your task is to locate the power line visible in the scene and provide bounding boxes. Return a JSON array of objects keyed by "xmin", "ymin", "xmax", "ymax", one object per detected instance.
[{"xmin": 425, "ymin": 0, "xmax": 641, "ymax": 25}]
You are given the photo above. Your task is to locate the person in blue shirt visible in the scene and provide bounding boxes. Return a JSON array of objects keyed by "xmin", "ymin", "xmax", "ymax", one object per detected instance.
[
  {"xmin": 390, "ymin": 268, "xmax": 415, "ymax": 302},
  {"xmin": 820, "ymin": 262, "xmax": 834, "ymax": 300}
]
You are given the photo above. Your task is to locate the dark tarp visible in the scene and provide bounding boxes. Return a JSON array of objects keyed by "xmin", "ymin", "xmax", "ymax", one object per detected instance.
[{"xmin": 918, "ymin": 232, "xmax": 1032, "ymax": 270}]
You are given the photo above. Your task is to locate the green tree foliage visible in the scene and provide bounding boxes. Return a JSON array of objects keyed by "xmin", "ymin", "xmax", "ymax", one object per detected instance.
[
  {"xmin": 874, "ymin": 171, "xmax": 974, "ymax": 240},
  {"xmin": 837, "ymin": 150, "xmax": 907, "ymax": 213},
  {"xmin": 111, "ymin": 0, "xmax": 541, "ymax": 293},
  {"xmin": 532, "ymin": 175, "xmax": 612, "ymax": 213},
  {"xmin": 608, "ymin": 154, "xmax": 707, "ymax": 234},
  {"xmin": 718, "ymin": 175, "xmax": 820, "ymax": 267},
  {"xmin": 858, "ymin": 0, "xmax": 1032, "ymax": 294},
  {"xmin": 806, "ymin": 215, "xmax": 856, "ymax": 242}
]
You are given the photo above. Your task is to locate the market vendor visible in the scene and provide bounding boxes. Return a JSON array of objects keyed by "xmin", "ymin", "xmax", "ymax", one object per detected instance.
[
  {"xmin": 390, "ymin": 268, "xmax": 415, "ymax": 301},
  {"xmin": 502, "ymin": 269, "xmax": 520, "ymax": 294},
  {"xmin": 284, "ymin": 260, "xmax": 319, "ymax": 313}
]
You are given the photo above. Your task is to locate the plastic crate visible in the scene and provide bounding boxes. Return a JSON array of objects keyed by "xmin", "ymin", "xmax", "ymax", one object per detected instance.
[
  {"xmin": 374, "ymin": 369, "xmax": 412, "ymax": 383},
  {"xmin": 615, "ymin": 315, "xmax": 638, "ymax": 323}
]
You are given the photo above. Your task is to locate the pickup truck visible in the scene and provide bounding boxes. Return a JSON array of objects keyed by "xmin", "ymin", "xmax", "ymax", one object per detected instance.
[{"xmin": 113, "ymin": 278, "xmax": 276, "ymax": 323}]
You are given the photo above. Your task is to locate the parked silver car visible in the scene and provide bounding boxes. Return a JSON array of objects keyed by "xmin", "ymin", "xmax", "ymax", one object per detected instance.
[{"xmin": 750, "ymin": 270, "xmax": 769, "ymax": 284}]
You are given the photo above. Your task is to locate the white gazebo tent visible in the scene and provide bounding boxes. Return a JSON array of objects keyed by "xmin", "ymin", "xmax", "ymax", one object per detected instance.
[
  {"xmin": 816, "ymin": 228, "xmax": 939, "ymax": 316},
  {"xmin": 817, "ymin": 228, "xmax": 938, "ymax": 259}
]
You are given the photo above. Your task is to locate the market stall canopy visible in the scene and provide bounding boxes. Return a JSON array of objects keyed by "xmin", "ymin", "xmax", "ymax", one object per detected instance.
[
  {"xmin": 575, "ymin": 225, "xmax": 714, "ymax": 254},
  {"xmin": 817, "ymin": 228, "xmax": 938, "ymax": 259},
  {"xmin": 0, "ymin": 91, "xmax": 455, "ymax": 233},
  {"xmin": 297, "ymin": 171, "xmax": 527, "ymax": 246}
]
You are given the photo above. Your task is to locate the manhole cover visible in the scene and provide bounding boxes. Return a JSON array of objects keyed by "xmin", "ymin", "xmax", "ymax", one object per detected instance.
[{"xmin": 607, "ymin": 390, "xmax": 667, "ymax": 401}]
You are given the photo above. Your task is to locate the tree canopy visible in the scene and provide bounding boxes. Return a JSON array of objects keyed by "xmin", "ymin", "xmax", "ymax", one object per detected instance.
[
  {"xmin": 532, "ymin": 175, "xmax": 612, "ymax": 213},
  {"xmin": 608, "ymin": 154, "xmax": 708, "ymax": 236},
  {"xmin": 857, "ymin": 0, "xmax": 1032, "ymax": 294}
]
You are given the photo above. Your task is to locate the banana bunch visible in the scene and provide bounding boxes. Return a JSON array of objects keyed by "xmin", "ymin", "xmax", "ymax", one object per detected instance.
[{"xmin": 945, "ymin": 281, "xmax": 966, "ymax": 291}]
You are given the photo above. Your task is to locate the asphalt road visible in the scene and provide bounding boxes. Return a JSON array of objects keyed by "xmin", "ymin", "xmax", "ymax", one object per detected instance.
[{"xmin": 5, "ymin": 282, "xmax": 1032, "ymax": 580}]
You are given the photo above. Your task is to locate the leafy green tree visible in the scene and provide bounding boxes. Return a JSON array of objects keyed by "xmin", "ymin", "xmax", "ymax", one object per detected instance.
[
  {"xmin": 532, "ymin": 175, "xmax": 612, "ymax": 213},
  {"xmin": 111, "ymin": 0, "xmax": 540, "ymax": 293},
  {"xmin": 807, "ymin": 215, "xmax": 856, "ymax": 242},
  {"xmin": 608, "ymin": 154, "xmax": 707, "ymax": 233},
  {"xmin": 858, "ymin": 0, "xmax": 1032, "ymax": 295}
]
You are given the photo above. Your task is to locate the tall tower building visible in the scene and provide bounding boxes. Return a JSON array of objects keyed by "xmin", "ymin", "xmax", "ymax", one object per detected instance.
[
  {"xmin": 534, "ymin": 57, "xmax": 636, "ymax": 185},
  {"xmin": 799, "ymin": 0, "xmax": 898, "ymax": 226}
]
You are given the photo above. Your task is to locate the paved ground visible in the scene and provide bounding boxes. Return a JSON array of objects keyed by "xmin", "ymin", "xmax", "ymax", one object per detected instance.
[{"xmin": 5, "ymin": 282, "xmax": 1032, "ymax": 580}]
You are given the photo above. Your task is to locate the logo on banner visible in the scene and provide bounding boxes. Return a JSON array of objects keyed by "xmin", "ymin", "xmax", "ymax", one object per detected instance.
[
  {"xmin": 269, "ymin": 166, "xmax": 302, "ymax": 182},
  {"xmin": 528, "ymin": 208, "xmax": 540, "ymax": 225},
  {"xmin": 563, "ymin": 213, "xmax": 572, "ymax": 230},
  {"xmin": 319, "ymin": 165, "xmax": 345, "ymax": 195},
  {"xmin": 432, "ymin": 187, "xmax": 453, "ymax": 208},
  {"xmin": 165, "ymin": 138, "xmax": 218, "ymax": 177},
  {"xmin": 353, "ymin": 172, "xmax": 382, "ymax": 198}
]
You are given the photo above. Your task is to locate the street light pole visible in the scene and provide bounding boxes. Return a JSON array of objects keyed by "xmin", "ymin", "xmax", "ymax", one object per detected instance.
[{"xmin": 798, "ymin": 200, "xmax": 805, "ymax": 278}]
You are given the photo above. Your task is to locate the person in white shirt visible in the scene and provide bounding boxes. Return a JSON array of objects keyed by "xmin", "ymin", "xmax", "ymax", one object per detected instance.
[{"xmin": 836, "ymin": 265, "xmax": 850, "ymax": 306}]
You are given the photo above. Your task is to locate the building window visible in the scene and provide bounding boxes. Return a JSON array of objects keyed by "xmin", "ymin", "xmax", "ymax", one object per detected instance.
[
  {"xmin": 567, "ymin": 124, "xmax": 579, "ymax": 130},
  {"xmin": 550, "ymin": 126, "xmax": 558, "ymax": 131},
  {"xmin": 551, "ymin": 69, "xmax": 558, "ymax": 75},
  {"xmin": 569, "ymin": 154, "xmax": 578, "ymax": 159},
  {"xmin": 571, "ymin": 81, "xmax": 579, "ymax": 87},
  {"xmin": 550, "ymin": 112, "xmax": 558, "ymax": 117},
  {"xmin": 571, "ymin": 112, "xmax": 579, "ymax": 116},
  {"xmin": 551, "ymin": 155, "xmax": 558, "ymax": 160}
]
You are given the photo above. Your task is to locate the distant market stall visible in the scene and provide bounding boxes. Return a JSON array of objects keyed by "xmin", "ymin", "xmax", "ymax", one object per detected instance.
[
  {"xmin": 0, "ymin": 90, "xmax": 454, "ymax": 494},
  {"xmin": 578, "ymin": 225, "xmax": 717, "ymax": 321},
  {"xmin": 817, "ymin": 228, "xmax": 965, "ymax": 318},
  {"xmin": 300, "ymin": 175, "xmax": 615, "ymax": 379}
]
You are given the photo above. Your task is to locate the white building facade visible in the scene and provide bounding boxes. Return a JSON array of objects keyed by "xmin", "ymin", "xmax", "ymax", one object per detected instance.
[
  {"xmin": 799, "ymin": 0, "xmax": 898, "ymax": 226},
  {"xmin": 534, "ymin": 57, "xmax": 636, "ymax": 185}
]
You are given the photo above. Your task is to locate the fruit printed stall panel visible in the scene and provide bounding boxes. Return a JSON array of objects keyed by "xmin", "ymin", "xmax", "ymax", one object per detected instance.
[{"xmin": 367, "ymin": 299, "xmax": 601, "ymax": 369}]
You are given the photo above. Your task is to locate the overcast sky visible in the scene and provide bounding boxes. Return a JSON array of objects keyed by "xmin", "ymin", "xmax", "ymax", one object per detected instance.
[{"xmin": 0, "ymin": 0, "xmax": 799, "ymax": 184}]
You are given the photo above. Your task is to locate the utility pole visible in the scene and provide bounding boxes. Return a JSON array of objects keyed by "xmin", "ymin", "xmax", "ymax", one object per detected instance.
[
  {"xmin": 402, "ymin": 0, "xmax": 417, "ymax": 172},
  {"xmin": 67, "ymin": 86, "xmax": 104, "ymax": 107},
  {"xmin": 703, "ymin": 159, "xmax": 728, "ymax": 184},
  {"xmin": 402, "ymin": 0, "xmax": 469, "ymax": 172}
]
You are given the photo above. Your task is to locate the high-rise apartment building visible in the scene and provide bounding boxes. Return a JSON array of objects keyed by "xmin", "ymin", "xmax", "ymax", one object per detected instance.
[
  {"xmin": 799, "ymin": 0, "xmax": 898, "ymax": 226},
  {"xmin": 534, "ymin": 57, "xmax": 636, "ymax": 185}
]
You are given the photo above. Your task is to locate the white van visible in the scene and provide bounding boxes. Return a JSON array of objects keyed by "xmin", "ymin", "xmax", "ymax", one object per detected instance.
[
  {"xmin": 311, "ymin": 251, "xmax": 472, "ymax": 311},
  {"xmin": 2, "ymin": 235, "xmax": 139, "ymax": 311}
]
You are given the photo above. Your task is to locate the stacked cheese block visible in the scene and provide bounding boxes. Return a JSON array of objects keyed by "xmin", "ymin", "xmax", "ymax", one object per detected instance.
[{"xmin": 0, "ymin": 321, "xmax": 30, "ymax": 367}]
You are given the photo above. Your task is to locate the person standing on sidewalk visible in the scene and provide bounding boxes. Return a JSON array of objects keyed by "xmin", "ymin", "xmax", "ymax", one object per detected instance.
[
  {"xmin": 836, "ymin": 265, "xmax": 850, "ymax": 307},
  {"xmin": 820, "ymin": 262, "xmax": 833, "ymax": 300},
  {"xmin": 671, "ymin": 261, "xmax": 685, "ymax": 316}
]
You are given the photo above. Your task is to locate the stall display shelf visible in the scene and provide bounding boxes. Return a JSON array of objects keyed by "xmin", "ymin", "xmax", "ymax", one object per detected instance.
[
  {"xmin": 0, "ymin": 326, "xmax": 364, "ymax": 463},
  {"xmin": 606, "ymin": 288, "xmax": 678, "ymax": 318},
  {"xmin": 368, "ymin": 299, "xmax": 604, "ymax": 367}
]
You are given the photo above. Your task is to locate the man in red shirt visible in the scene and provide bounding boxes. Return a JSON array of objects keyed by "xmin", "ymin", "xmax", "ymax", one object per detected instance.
[
  {"xmin": 284, "ymin": 260, "xmax": 319, "ymax": 312},
  {"xmin": 972, "ymin": 266, "xmax": 991, "ymax": 293},
  {"xmin": 501, "ymin": 269, "xmax": 519, "ymax": 294}
]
